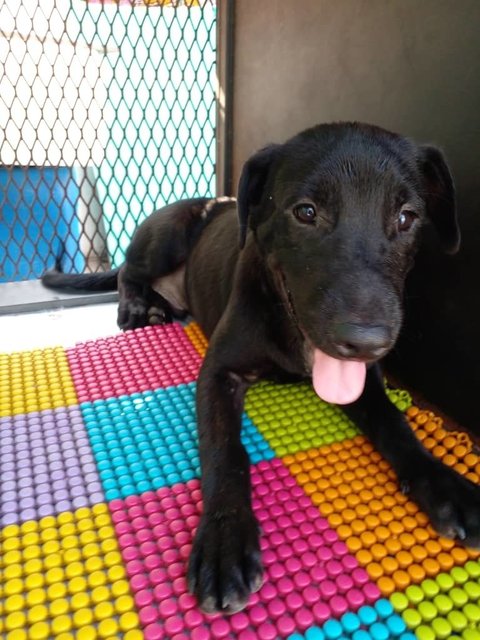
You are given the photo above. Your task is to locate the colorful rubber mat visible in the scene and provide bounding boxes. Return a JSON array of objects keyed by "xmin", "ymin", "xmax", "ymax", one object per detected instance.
[{"xmin": 1, "ymin": 322, "xmax": 480, "ymax": 640}]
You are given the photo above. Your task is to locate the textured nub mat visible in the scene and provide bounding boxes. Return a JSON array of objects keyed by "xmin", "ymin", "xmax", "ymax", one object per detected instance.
[{"xmin": 1, "ymin": 321, "xmax": 479, "ymax": 640}]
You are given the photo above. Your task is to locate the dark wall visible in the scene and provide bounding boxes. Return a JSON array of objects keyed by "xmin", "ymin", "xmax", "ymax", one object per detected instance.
[{"xmin": 231, "ymin": 0, "xmax": 480, "ymax": 432}]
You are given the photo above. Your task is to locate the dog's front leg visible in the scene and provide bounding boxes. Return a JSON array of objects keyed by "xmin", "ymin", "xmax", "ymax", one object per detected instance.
[
  {"xmin": 344, "ymin": 364, "xmax": 480, "ymax": 547},
  {"xmin": 187, "ymin": 348, "xmax": 263, "ymax": 614}
]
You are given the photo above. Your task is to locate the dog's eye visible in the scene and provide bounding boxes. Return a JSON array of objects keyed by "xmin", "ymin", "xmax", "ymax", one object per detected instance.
[
  {"xmin": 397, "ymin": 209, "xmax": 417, "ymax": 232},
  {"xmin": 293, "ymin": 204, "xmax": 316, "ymax": 224}
]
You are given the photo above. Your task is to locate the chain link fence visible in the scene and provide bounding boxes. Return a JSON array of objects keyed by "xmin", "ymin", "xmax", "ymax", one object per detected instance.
[{"xmin": 0, "ymin": 0, "xmax": 217, "ymax": 283}]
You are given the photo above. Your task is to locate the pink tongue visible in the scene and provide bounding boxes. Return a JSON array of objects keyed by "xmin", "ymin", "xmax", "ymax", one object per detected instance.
[{"xmin": 312, "ymin": 348, "xmax": 366, "ymax": 405}]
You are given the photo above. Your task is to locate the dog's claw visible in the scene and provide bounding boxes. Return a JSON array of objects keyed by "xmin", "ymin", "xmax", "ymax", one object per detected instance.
[
  {"xmin": 221, "ymin": 594, "xmax": 249, "ymax": 614},
  {"xmin": 201, "ymin": 596, "xmax": 218, "ymax": 615},
  {"xmin": 455, "ymin": 525, "xmax": 467, "ymax": 541},
  {"xmin": 400, "ymin": 479, "xmax": 410, "ymax": 495},
  {"xmin": 249, "ymin": 569, "xmax": 264, "ymax": 593}
]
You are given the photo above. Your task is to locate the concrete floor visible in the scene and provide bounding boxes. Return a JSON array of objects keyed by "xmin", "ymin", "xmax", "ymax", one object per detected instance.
[{"xmin": 0, "ymin": 303, "xmax": 121, "ymax": 352}]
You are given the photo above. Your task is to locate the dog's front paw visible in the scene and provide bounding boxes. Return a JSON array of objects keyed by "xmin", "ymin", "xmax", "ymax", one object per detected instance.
[
  {"xmin": 187, "ymin": 508, "xmax": 263, "ymax": 614},
  {"xmin": 406, "ymin": 460, "xmax": 480, "ymax": 547}
]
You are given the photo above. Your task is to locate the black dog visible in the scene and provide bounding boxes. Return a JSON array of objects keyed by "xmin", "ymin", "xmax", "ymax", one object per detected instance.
[{"xmin": 43, "ymin": 122, "xmax": 480, "ymax": 614}]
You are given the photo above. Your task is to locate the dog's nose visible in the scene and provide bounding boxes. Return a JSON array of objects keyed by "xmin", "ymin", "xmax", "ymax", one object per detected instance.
[{"xmin": 332, "ymin": 323, "xmax": 392, "ymax": 360}]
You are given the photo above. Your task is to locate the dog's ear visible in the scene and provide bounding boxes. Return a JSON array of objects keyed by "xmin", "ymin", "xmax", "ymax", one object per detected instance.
[
  {"xmin": 419, "ymin": 145, "xmax": 460, "ymax": 254},
  {"xmin": 237, "ymin": 144, "xmax": 281, "ymax": 249}
]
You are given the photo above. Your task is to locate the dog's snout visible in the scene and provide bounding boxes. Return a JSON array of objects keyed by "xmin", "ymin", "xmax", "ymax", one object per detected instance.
[{"xmin": 333, "ymin": 323, "xmax": 392, "ymax": 360}]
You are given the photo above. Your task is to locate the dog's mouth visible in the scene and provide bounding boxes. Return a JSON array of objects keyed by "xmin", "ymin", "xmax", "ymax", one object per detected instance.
[{"xmin": 277, "ymin": 271, "xmax": 367, "ymax": 406}]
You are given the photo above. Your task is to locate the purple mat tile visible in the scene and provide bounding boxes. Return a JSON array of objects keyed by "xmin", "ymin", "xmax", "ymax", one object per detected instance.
[{"xmin": 0, "ymin": 406, "xmax": 104, "ymax": 526}]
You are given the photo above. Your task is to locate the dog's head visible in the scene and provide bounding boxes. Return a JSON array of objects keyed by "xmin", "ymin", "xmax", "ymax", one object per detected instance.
[{"xmin": 237, "ymin": 122, "xmax": 459, "ymax": 404}]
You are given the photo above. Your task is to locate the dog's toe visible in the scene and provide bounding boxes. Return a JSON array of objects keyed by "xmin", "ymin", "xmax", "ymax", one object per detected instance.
[
  {"xmin": 118, "ymin": 299, "xmax": 149, "ymax": 330},
  {"xmin": 147, "ymin": 305, "xmax": 171, "ymax": 325}
]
